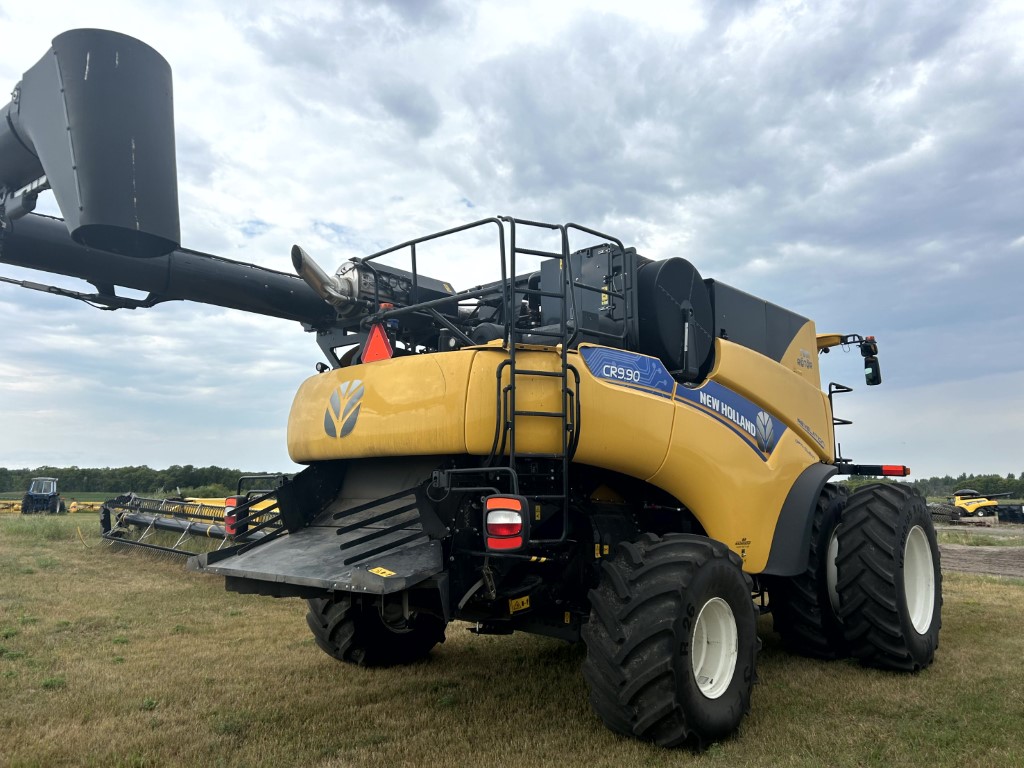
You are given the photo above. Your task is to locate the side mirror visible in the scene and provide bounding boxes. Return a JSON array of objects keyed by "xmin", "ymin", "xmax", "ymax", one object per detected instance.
[
  {"xmin": 864, "ymin": 356, "xmax": 882, "ymax": 386},
  {"xmin": 859, "ymin": 336, "xmax": 881, "ymax": 385}
]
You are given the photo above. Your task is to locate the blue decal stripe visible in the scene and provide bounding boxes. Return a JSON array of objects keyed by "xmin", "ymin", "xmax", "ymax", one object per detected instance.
[
  {"xmin": 579, "ymin": 345, "xmax": 788, "ymax": 461},
  {"xmin": 681, "ymin": 400, "xmax": 772, "ymax": 461},
  {"xmin": 579, "ymin": 346, "xmax": 675, "ymax": 395}
]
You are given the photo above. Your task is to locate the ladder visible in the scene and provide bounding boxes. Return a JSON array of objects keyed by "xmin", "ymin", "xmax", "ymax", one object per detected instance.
[{"xmin": 498, "ymin": 217, "xmax": 577, "ymax": 542}]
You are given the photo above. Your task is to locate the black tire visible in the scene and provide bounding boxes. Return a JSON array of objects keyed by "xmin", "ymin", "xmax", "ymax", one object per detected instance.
[
  {"xmin": 765, "ymin": 484, "xmax": 849, "ymax": 659},
  {"xmin": 305, "ymin": 595, "xmax": 446, "ymax": 667},
  {"xmin": 836, "ymin": 483, "xmax": 942, "ymax": 672},
  {"xmin": 582, "ymin": 533, "xmax": 758, "ymax": 749},
  {"xmin": 928, "ymin": 502, "xmax": 954, "ymax": 524}
]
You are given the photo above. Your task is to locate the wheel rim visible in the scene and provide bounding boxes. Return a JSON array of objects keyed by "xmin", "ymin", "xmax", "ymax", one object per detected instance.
[
  {"xmin": 691, "ymin": 597, "xmax": 738, "ymax": 699},
  {"xmin": 826, "ymin": 529, "xmax": 841, "ymax": 616},
  {"xmin": 904, "ymin": 525, "xmax": 936, "ymax": 634}
]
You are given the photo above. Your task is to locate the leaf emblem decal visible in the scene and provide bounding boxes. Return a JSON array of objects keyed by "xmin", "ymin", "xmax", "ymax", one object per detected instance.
[
  {"xmin": 324, "ymin": 380, "xmax": 364, "ymax": 438},
  {"xmin": 755, "ymin": 410, "xmax": 774, "ymax": 453}
]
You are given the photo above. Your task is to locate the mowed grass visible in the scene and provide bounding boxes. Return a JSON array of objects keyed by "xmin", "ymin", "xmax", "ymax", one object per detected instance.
[{"xmin": 2, "ymin": 516, "xmax": 1022, "ymax": 768}]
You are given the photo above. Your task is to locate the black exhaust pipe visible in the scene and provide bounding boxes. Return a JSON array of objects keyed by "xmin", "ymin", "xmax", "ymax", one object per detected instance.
[{"xmin": 0, "ymin": 28, "xmax": 179, "ymax": 257}]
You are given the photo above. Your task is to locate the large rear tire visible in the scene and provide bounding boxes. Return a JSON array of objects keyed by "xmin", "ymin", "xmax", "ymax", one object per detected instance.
[
  {"xmin": 836, "ymin": 483, "xmax": 942, "ymax": 671},
  {"xmin": 766, "ymin": 484, "xmax": 849, "ymax": 659},
  {"xmin": 582, "ymin": 533, "xmax": 757, "ymax": 749},
  {"xmin": 306, "ymin": 595, "xmax": 446, "ymax": 667}
]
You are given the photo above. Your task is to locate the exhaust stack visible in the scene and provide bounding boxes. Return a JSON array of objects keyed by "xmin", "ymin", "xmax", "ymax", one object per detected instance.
[{"xmin": 0, "ymin": 28, "xmax": 179, "ymax": 257}]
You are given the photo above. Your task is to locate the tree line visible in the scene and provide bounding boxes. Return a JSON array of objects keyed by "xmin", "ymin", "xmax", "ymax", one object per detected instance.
[
  {"xmin": 0, "ymin": 465, "xmax": 282, "ymax": 497},
  {"xmin": 844, "ymin": 472, "xmax": 1023, "ymax": 499},
  {"xmin": 2, "ymin": 465, "xmax": 1022, "ymax": 501}
]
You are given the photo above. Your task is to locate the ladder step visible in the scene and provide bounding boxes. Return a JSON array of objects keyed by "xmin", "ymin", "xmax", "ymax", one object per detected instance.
[
  {"xmin": 513, "ymin": 410, "xmax": 564, "ymax": 418},
  {"xmin": 513, "ymin": 452, "xmax": 566, "ymax": 460}
]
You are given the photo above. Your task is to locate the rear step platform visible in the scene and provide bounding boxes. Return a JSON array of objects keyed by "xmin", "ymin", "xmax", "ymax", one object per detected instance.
[
  {"xmin": 188, "ymin": 458, "xmax": 446, "ymax": 596},
  {"xmin": 192, "ymin": 526, "xmax": 441, "ymax": 595}
]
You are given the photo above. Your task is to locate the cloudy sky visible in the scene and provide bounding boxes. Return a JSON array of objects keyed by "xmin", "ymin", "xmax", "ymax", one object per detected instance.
[{"xmin": 1, "ymin": 0, "xmax": 1022, "ymax": 478}]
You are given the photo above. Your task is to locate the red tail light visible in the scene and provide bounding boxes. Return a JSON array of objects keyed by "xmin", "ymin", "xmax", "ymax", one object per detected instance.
[
  {"xmin": 881, "ymin": 465, "xmax": 911, "ymax": 477},
  {"xmin": 224, "ymin": 496, "xmax": 238, "ymax": 536},
  {"xmin": 484, "ymin": 495, "xmax": 530, "ymax": 552}
]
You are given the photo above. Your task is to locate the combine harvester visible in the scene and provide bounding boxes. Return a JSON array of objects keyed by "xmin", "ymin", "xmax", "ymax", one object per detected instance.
[
  {"xmin": 930, "ymin": 489, "xmax": 1024, "ymax": 525},
  {"xmin": 0, "ymin": 30, "xmax": 942, "ymax": 748}
]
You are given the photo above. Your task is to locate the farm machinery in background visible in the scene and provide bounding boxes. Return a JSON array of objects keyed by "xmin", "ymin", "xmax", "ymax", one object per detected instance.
[
  {"xmin": 929, "ymin": 489, "xmax": 1024, "ymax": 524},
  {"xmin": 0, "ymin": 29, "xmax": 943, "ymax": 749},
  {"xmin": 20, "ymin": 476, "xmax": 66, "ymax": 514},
  {"xmin": 100, "ymin": 475, "xmax": 288, "ymax": 557}
]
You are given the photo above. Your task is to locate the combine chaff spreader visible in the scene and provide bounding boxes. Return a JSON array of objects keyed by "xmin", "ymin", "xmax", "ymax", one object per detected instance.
[{"xmin": 1, "ymin": 29, "xmax": 942, "ymax": 748}]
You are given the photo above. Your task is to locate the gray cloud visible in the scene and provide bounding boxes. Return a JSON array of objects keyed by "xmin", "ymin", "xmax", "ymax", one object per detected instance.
[{"xmin": 1, "ymin": 0, "xmax": 1022, "ymax": 477}]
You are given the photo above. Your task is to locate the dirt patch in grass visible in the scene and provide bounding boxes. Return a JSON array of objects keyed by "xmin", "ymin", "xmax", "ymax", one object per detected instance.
[{"xmin": 939, "ymin": 544, "xmax": 1024, "ymax": 579}]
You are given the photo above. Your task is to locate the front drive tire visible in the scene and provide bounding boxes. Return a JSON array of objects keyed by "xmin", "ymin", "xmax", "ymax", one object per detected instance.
[
  {"xmin": 836, "ymin": 483, "xmax": 942, "ymax": 672},
  {"xmin": 305, "ymin": 595, "xmax": 446, "ymax": 667},
  {"xmin": 582, "ymin": 533, "xmax": 758, "ymax": 749}
]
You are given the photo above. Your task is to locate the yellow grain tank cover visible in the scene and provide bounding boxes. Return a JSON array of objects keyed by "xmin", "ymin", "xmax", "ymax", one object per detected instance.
[{"xmin": 288, "ymin": 352, "xmax": 477, "ymax": 463}]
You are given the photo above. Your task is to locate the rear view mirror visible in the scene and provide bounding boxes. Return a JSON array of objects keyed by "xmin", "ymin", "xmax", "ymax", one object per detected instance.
[
  {"xmin": 864, "ymin": 356, "xmax": 881, "ymax": 386},
  {"xmin": 859, "ymin": 336, "xmax": 881, "ymax": 386}
]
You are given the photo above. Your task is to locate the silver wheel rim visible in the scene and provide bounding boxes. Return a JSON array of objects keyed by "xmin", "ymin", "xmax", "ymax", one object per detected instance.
[
  {"xmin": 904, "ymin": 525, "xmax": 935, "ymax": 634},
  {"xmin": 692, "ymin": 597, "xmax": 738, "ymax": 699},
  {"xmin": 826, "ymin": 529, "xmax": 841, "ymax": 615}
]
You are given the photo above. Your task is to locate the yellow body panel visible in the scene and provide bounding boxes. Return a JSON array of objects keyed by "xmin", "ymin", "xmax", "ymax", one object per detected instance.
[
  {"xmin": 711, "ymin": 339, "xmax": 835, "ymax": 463},
  {"xmin": 288, "ymin": 352, "xmax": 476, "ymax": 460},
  {"xmin": 463, "ymin": 347, "xmax": 567, "ymax": 456},
  {"xmin": 287, "ymin": 337, "xmax": 836, "ymax": 573},
  {"xmin": 781, "ymin": 321, "xmax": 822, "ymax": 388}
]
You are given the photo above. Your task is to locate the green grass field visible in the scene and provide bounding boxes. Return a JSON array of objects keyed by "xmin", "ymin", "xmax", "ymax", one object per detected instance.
[{"xmin": 2, "ymin": 515, "xmax": 1022, "ymax": 768}]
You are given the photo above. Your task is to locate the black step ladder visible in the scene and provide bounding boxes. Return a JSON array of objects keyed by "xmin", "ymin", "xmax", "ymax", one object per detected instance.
[{"xmin": 496, "ymin": 217, "xmax": 578, "ymax": 541}]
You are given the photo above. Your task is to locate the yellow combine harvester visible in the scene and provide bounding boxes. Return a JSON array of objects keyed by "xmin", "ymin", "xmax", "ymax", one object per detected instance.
[
  {"xmin": 0, "ymin": 29, "xmax": 942, "ymax": 749},
  {"xmin": 951, "ymin": 489, "xmax": 1005, "ymax": 517}
]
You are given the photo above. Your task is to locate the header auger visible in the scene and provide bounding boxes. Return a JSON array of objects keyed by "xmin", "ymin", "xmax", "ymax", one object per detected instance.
[{"xmin": 1, "ymin": 29, "xmax": 941, "ymax": 749}]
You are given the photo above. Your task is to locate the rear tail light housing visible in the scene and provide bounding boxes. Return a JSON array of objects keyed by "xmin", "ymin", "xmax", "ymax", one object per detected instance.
[
  {"xmin": 484, "ymin": 495, "xmax": 530, "ymax": 552},
  {"xmin": 224, "ymin": 495, "xmax": 246, "ymax": 536},
  {"xmin": 881, "ymin": 465, "xmax": 911, "ymax": 477}
]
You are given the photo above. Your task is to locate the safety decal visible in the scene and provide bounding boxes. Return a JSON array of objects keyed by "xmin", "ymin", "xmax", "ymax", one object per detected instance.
[
  {"xmin": 579, "ymin": 346, "xmax": 674, "ymax": 397},
  {"xmin": 674, "ymin": 381, "xmax": 786, "ymax": 459},
  {"xmin": 509, "ymin": 595, "xmax": 530, "ymax": 614},
  {"xmin": 368, "ymin": 566, "xmax": 396, "ymax": 577}
]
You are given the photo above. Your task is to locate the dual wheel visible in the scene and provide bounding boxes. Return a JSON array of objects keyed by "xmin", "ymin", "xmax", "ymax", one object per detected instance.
[{"xmin": 769, "ymin": 482, "xmax": 942, "ymax": 671}]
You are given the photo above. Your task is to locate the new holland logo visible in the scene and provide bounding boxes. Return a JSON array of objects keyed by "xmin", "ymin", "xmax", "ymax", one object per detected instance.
[
  {"xmin": 755, "ymin": 410, "xmax": 774, "ymax": 453},
  {"xmin": 324, "ymin": 380, "xmax": 364, "ymax": 438}
]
